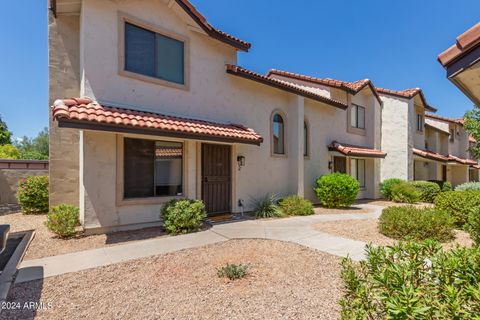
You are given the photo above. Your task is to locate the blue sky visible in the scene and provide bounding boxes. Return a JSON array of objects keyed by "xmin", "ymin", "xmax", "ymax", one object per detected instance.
[{"xmin": 1, "ymin": 0, "xmax": 479, "ymax": 138}]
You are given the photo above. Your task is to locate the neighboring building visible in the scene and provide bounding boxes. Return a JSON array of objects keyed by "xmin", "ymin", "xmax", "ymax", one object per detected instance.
[
  {"xmin": 438, "ymin": 22, "xmax": 480, "ymax": 106},
  {"xmin": 425, "ymin": 114, "xmax": 478, "ymax": 185},
  {"xmin": 377, "ymin": 88, "xmax": 437, "ymax": 181},
  {"xmin": 48, "ymin": 0, "xmax": 385, "ymax": 233}
]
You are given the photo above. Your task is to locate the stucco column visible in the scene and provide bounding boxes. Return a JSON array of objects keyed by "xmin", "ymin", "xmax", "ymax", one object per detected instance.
[
  {"xmin": 289, "ymin": 96, "xmax": 304, "ymax": 196},
  {"xmin": 185, "ymin": 140, "xmax": 197, "ymax": 199}
]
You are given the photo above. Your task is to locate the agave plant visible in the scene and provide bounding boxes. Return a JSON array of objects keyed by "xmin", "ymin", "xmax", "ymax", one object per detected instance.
[{"xmin": 251, "ymin": 193, "xmax": 283, "ymax": 218}]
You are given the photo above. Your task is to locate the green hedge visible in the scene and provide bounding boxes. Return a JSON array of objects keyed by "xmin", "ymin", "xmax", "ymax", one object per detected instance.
[
  {"xmin": 468, "ymin": 207, "xmax": 480, "ymax": 246},
  {"xmin": 409, "ymin": 181, "xmax": 441, "ymax": 203},
  {"xmin": 390, "ymin": 182, "xmax": 420, "ymax": 203},
  {"xmin": 160, "ymin": 199, "xmax": 206, "ymax": 234},
  {"xmin": 278, "ymin": 195, "xmax": 314, "ymax": 216},
  {"xmin": 434, "ymin": 190, "xmax": 480, "ymax": 226},
  {"xmin": 16, "ymin": 176, "xmax": 49, "ymax": 214},
  {"xmin": 340, "ymin": 241, "xmax": 480, "ymax": 319},
  {"xmin": 314, "ymin": 173, "xmax": 359, "ymax": 208},
  {"xmin": 380, "ymin": 178, "xmax": 404, "ymax": 200},
  {"xmin": 379, "ymin": 206, "xmax": 454, "ymax": 242}
]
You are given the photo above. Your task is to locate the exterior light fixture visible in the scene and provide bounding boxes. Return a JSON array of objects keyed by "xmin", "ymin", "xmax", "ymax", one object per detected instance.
[
  {"xmin": 328, "ymin": 161, "xmax": 333, "ymax": 170},
  {"xmin": 237, "ymin": 155, "xmax": 245, "ymax": 170}
]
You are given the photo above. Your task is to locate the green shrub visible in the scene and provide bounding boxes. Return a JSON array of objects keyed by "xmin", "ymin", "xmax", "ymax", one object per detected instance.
[
  {"xmin": 0, "ymin": 144, "xmax": 20, "ymax": 159},
  {"xmin": 339, "ymin": 241, "xmax": 480, "ymax": 319},
  {"xmin": 441, "ymin": 181, "xmax": 453, "ymax": 192},
  {"xmin": 434, "ymin": 190, "xmax": 480, "ymax": 226},
  {"xmin": 278, "ymin": 195, "xmax": 314, "ymax": 216},
  {"xmin": 217, "ymin": 263, "xmax": 248, "ymax": 280},
  {"xmin": 251, "ymin": 194, "xmax": 282, "ymax": 218},
  {"xmin": 468, "ymin": 207, "xmax": 480, "ymax": 246},
  {"xmin": 16, "ymin": 176, "xmax": 49, "ymax": 214},
  {"xmin": 314, "ymin": 173, "xmax": 359, "ymax": 208},
  {"xmin": 455, "ymin": 182, "xmax": 480, "ymax": 191},
  {"xmin": 160, "ymin": 199, "xmax": 206, "ymax": 234},
  {"xmin": 409, "ymin": 180, "xmax": 441, "ymax": 203},
  {"xmin": 379, "ymin": 206, "xmax": 454, "ymax": 242},
  {"xmin": 380, "ymin": 178, "xmax": 404, "ymax": 200},
  {"xmin": 45, "ymin": 204, "xmax": 80, "ymax": 238},
  {"xmin": 390, "ymin": 182, "xmax": 420, "ymax": 203}
]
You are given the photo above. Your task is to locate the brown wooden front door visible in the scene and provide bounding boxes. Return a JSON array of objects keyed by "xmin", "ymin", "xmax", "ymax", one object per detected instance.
[
  {"xmin": 202, "ymin": 144, "xmax": 232, "ymax": 215},
  {"xmin": 442, "ymin": 165, "xmax": 447, "ymax": 181},
  {"xmin": 333, "ymin": 156, "xmax": 347, "ymax": 173}
]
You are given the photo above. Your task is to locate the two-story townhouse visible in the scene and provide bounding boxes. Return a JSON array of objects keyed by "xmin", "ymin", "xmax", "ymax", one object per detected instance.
[
  {"xmin": 425, "ymin": 114, "xmax": 478, "ymax": 186},
  {"xmin": 48, "ymin": 0, "xmax": 385, "ymax": 233},
  {"xmin": 377, "ymin": 88, "xmax": 438, "ymax": 181},
  {"xmin": 265, "ymin": 70, "xmax": 384, "ymax": 200}
]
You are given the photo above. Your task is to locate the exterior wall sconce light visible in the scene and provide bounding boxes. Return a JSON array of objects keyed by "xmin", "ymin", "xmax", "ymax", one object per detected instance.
[
  {"xmin": 328, "ymin": 161, "xmax": 333, "ymax": 170},
  {"xmin": 237, "ymin": 155, "xmax": 246, "ymax": 170}
]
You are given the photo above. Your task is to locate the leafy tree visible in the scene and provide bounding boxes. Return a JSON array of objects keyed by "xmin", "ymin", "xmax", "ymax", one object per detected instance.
[
  {"xmin": 0, "ymin": 115, "xmax": 12, "ymax": 145},
  {"xmin": 464, "ymin": 108, "xmax": 480, "ymax": 158},
  {"xmin": 14, "ymin": 127, "xmax": 49, "ymax": 160},
  {"xmin": 0, "ymin": 144, "xmax": 20, "ymax": 159}
]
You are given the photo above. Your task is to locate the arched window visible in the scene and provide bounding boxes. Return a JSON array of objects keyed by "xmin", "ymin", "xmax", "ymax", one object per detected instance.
[
  {"xmin": 304, "ymin": 121, "xmax": 309, "ymax": 157},
  {"xmin": 272, "ymin": 113, "xmax": 285, "ymax": 155}
]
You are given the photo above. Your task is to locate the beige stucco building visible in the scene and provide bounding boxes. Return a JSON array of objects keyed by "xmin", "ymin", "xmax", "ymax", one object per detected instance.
[{"xmin": 49, "ymin": 0, "xmax": 386, "ymax": 233}]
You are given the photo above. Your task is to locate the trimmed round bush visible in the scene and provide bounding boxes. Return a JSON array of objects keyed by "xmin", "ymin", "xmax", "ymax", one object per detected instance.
[
  {"xmin": 409, "ymin": 181, "xmax": 441, "ymax": 203},
  {"xmin": 17, "ymin": 176, "xmax": 49, "ymax": 214},
  {"xmin": 315, "ymin": 173, "xmax": 359, "ymax": 208},
  {"xmin": 390, "ymin": 182, "xmax": 420, "ymax": 203},
  {"xmin": 455, "ymin": 182, "xmax": 480, "ymax": 191},
  {"xmin": 340, "ymin": 241, "xmax": 480, "ymax": 319},
  {"xmin": 379, "ymin": 206, "xmax": 455, "ymax": 242},
  {"xmin": 45, "ymin": 204, "xmax": 80, "ymax": 238},
  {"xmin": 434, "ymin": 190, "xmax": 480, "ymax": 226},
  {"xmin": 278, "ymin": 195, "xmax": 314, "ymax": 216},
  {"xmin": 380, "ymin": 178, "xmax": 404, "ymax": 200},
  {"xmin": 441, "ymin": 181, "xmax": 453, "ymax": 192},
  {"xmin": 160, "ymin": 199, "xmax": 207, "ymax": 234}
]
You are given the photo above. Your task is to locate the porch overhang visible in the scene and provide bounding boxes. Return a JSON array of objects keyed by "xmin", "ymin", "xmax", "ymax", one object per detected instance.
[
  {"xmin": 447, "ymin": 154, "xmax": 478, "ymax": 166},
  {"xmin": 52, "ymin": 98, "xmax": 264, "ymax": 146},
  {"xmin": 328, "ymin": 141, "xmax": 386, "ymax": 159},
  {"xmin": 412, "ymin": 148, "xmax": 449, "ymax": 163}
]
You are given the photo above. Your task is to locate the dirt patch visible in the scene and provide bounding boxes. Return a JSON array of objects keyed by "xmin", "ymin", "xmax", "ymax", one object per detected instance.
[
  {"xmin": 314, "ymin": 219, "xmax": 473, "ymax": 249},
  {"xmin": 314, "ymin": 206, "xmax": 374, "ymax": 215},
  {"xmin": 0, "ymin": 212, "xmax": 168, "ymax": 260},
  {"xmin": 2, "ymin": 239, "xmax": 343, "ymax": 320}
]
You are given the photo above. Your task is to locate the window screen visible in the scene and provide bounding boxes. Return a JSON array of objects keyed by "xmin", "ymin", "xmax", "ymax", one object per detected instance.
[
  {"xmin": 350, "ymin": 158, "xmax": 366, "ymax": 187},
  {"xmin": 125, "ymin": 22, "xmax": 185, "ymax": 84},
  {"xmin": 351, "ymin": 105, "xmax": 365, "ymax": 129},
  {"xmin": 124, "ymin": 138, "xmax": 183, "ymax": 199},
  {"xmin": 273, "ymin": 113, "xmax": 285, "ymax": 154}
]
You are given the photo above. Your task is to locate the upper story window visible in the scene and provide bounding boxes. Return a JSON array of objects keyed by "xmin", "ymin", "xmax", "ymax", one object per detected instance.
[
  {"xmin": 304, "ymin": 121, "xmax": 309, "ymax": 157},
  {"xmin": 272, "ymin": 113, "xmax": 285, "ymax": 155},
  {"xmin": 350, "ymin": 104, "xmax": 365, "ymax": 129},
  {"xmin": 124, "ymin": 138, "xmax": 183, "ymax": 199},
  {"xmin": 124, "ymin": 21, "xmax": 185, "ymax": 85},
  {"xmin": 416, "ymin": 114, "xmax": 424, "ymax": 132}
]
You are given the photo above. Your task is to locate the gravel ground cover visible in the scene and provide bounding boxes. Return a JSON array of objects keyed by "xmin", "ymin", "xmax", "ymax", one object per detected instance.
[
  {"xmin": 2, "ymin": 239, "xmax": 343, "ymax": 320},
  {"xmin": 0, "ymin": 212, "xmax": 168, "ymax": 260},
  {"xmin": 314, "ymin": 219, "xmax": 473, "ymax": 249}
]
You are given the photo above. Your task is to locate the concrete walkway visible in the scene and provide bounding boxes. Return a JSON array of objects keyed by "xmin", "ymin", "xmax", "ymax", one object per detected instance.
[{"xmin": 16, "ymin": 203, "xmax": 383, "ymax": 284}]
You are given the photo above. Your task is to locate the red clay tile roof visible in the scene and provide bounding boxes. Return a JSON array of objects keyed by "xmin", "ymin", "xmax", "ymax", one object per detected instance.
[
  {"xmin": 226, "ymin": 65, "xmax": 348, "ymax": 109},
  {"xmin": 438, "ymin": 22, "xmax": 480, "ymax": 67},
  {"xmin": 448, "ymin": 154, "xmax": 478, "ymax": 166},
  {"xmin": 425, "ymin": 113, "xmax": 464, "ymax": 126},
  {"xmin": 267, "ymin": 69, "xmax": 382, "ymax": 105},
  {"xmin": 52, "ymin": 98, "xmax": 263, "ymax": 145},
  {"xmin": 377, "ymin": 87, "xmax": 437, "ymax": 112},
  {"xmin": 470, "ymin": 135, "xmax": 477, "ymax": 143},
  {"xmin": 328, "ymin": 141, "xmax": 386, "ymax": 158},
  {"xmin": 413, "ymin": 148, "xmax": 449, "ymax": 162},
  {"xmin": 174, "ymin": 0, "xmax": 251, "ymax": 51},
  {"xmin": 472, "ymin": 164, "xmax": 480, "ymax": 169}
]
